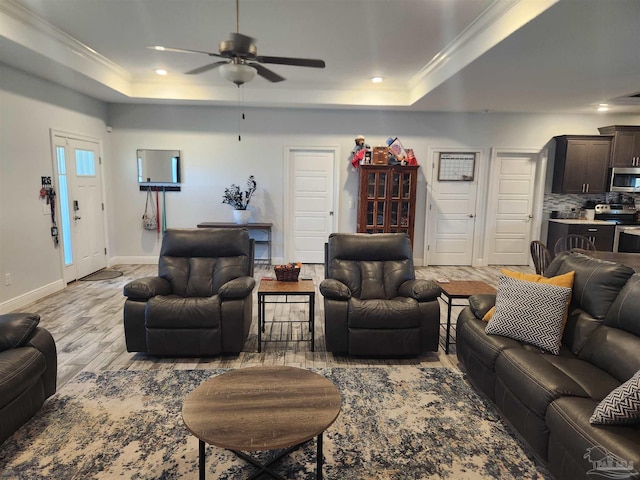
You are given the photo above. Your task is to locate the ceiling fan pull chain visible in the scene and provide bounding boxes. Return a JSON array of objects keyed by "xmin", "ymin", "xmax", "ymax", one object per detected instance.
[{"xmin": 238, "ymin": 84, "xmax": 242, "ymax": 141}]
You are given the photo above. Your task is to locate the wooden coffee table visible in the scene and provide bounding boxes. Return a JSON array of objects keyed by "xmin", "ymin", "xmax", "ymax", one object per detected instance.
[
  {"xmin": 182, "ymin": 366, "xmax": 341, "ymax": 480},
  {"xmin": 258, "ymin": 279, "xmax": 315, "ymax": 352},
  {"xmin": 439, "ymin": 280, "xmax": 496, "ymax": 354}
]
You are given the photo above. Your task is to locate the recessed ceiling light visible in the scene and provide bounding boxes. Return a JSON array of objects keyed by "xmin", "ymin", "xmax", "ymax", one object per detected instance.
[
  {"xmin": 371, "ymin": 77, "xmax": 383, "ymax": 83},
  {"xmin": 155, "ymin": 69, "xmax": 168, "ymax": 76},
  {"xmin": 150, "ymin": 46, "xmax": 166, "ymax": 51},
  {"xmin": 597, "ymin": 103, "xmax": 609, "ymax": 112}
]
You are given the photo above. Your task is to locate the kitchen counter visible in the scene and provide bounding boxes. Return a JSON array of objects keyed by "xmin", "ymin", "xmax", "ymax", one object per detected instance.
[
  {"xmin": 548, "ymin": 219, "xmax": 613, "ymax": 225},
  {"xmin": 621, "ymin": 229, "xmax": 640, "ymax": 237}
]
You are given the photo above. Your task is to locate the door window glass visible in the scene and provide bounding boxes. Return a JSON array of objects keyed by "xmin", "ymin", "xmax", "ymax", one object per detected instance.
[
  {"xmin": 75, "ymin": 149, "xmax": 95, "ymax": 176},
  {"xmin": 56, "ymin": 146, "xmax": 73, "ymax": 265}
]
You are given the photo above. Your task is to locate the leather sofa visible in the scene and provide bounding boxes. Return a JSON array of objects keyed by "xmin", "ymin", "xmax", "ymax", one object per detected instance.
[
  {"xmin": 320, "ymin": 233, "xmax": 440, "ymax": 356},
  {"xmin": 123, "ymin": 228, "xmax": 256, "ymax": 356},
  {"xmin": 0, "ymin": 313, "xmax": 57, "ymax": 445},
  {"xmin": 457, "ymin": 251, "xmax": 640, "ymax": 480}
]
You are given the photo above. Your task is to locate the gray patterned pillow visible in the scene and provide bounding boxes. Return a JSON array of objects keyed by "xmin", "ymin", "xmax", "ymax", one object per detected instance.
[
  {"xmin": 590, "ymin": 370, "xmax": 640, "ymax": 425},
  {"xmin": 485, "ymin": 275, "xmax": 571, "ymax": 355}
]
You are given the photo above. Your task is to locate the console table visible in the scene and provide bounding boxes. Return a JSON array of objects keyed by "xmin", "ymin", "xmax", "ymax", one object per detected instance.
[{"xmin": 197, "ymin": 222, "xmax": 272, "ymax": 265}]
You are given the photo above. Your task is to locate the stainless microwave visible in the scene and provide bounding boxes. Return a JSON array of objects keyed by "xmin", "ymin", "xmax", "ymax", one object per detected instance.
[{"xmin": 609, "ymin": 167, "xmax": 640, "ymax": 193}]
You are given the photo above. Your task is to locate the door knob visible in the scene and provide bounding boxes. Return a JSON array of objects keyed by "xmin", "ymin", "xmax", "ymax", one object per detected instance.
[
  {"xmin": 74, "ymin": 215, "xmax": 81, "ymax": 220},
  {"xmin": 468, "ymin": 214, "xmax": 475, "ymax": 218}
]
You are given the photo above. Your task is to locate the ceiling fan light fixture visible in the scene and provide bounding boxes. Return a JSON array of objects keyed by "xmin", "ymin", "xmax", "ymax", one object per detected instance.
[{"xmin": 219, "ymin": 63, "xmax": 257, "ymax": 86}]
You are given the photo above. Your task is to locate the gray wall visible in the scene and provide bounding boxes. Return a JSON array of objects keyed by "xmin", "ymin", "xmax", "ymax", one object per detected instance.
[
  {"xmin": 1, "ymin": 64, "xmax": 109, "ymax": 310},
  {"xmin": 2, "ymin": 61, "xmax": 640, "ymax": 311}
]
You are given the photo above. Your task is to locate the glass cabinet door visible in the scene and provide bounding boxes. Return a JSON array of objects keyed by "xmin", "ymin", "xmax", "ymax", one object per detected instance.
[{"xmin": 358, "ymin": 166, "xmax": 418, "ymax": 243}]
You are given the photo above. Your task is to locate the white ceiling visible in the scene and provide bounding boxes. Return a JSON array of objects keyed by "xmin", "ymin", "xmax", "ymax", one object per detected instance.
[{"xmin": 1, "ymin": 0, "xmax": 639, "ymax": 114}]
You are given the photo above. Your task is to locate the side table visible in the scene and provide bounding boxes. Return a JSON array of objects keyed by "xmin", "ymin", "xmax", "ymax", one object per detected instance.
[
  {"xmin": 439, "ymin": 280, "xmax": 496, "ymax": 354},
  {"xmin": 258, "ymin": 279, "xmax": 316, "ymax": 352}
]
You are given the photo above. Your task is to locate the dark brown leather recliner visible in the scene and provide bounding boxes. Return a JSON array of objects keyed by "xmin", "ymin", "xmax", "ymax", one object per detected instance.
[
  {"xmin": 123, "ymin": 228, "xmax": 255, "ymax": 356},
  {"xmin": 320, "ymin": 233, "xmax": 441, "ymax": 356},
  {"xmin": 0, "ymin": 313, "xmax": 57, "ymax": 444}
]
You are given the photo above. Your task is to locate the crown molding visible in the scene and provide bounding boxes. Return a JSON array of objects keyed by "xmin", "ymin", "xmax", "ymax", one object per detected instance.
[
  {"xmin": 407, "ymin": 0, "xmax": 558, "ymax": 101},
  {"xmin": 0, "ymin": 0, "xmax": 130, "ymax": 79}
]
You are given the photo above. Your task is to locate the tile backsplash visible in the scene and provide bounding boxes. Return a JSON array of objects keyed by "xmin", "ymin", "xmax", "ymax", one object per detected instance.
[{"xmin": 543, "ymin": 193, "xmax": 640, "ymax": 215}]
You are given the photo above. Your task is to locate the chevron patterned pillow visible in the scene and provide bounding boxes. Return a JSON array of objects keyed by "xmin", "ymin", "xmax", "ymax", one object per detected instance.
[
  {"xmin": 485, "ymin": 275, "xmax": 571, "ymax": 355},
  {"xmin": 590, "ymin": 370, "xmax": 640, "ymax": 425}
]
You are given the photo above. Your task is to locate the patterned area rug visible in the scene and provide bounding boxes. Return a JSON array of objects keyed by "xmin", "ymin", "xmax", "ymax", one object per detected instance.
[{"xmin": 0, "ymin": 367, "xmax": 551, "ymax": 479}]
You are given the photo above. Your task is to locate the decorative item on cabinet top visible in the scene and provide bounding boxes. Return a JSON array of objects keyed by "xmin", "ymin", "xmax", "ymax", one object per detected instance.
[{"xmin": 350, "ymin": 135, "xmax": 419, "ymax": 168}]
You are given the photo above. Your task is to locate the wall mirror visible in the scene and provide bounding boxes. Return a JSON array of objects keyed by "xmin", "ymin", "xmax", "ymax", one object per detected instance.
[{"xmin": 137, "ymin": 149, "xmax": 181, "ymax": 184}]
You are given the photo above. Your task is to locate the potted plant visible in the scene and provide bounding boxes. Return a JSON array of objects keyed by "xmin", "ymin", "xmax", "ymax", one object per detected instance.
[{"xmin": 222, "ymin": 175, "xmax": 257, "ymax": 224}]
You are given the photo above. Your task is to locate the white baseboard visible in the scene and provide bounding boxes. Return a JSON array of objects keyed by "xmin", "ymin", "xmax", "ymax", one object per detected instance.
[{"xmin": 0, "ymin": 279, "xmax": 65, "ymax": 315}]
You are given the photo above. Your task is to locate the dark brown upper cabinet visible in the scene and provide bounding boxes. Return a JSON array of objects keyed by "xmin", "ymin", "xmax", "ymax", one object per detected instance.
[
  {"xmin": 551, "ymin": 135, "xmax": 613, "ymax": 194},
  {"xmin": 598, "ymin": 125, "xmax": 640, "ymax": 167}
]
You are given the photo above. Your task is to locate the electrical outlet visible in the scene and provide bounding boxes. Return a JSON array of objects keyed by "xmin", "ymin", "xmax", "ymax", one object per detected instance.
[
  {"xmin": 348, "ymin": 200, "xmax": 355, "ymax": 209},
  {"xmin": 4, "ymin": 273, "xmax": 11, "ymax": 286}
]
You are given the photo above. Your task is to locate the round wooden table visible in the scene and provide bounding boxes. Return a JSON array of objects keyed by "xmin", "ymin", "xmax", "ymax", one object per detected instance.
[{"xmin": 182, "ymin": 366, "xmax": 342, "ymax": 480}]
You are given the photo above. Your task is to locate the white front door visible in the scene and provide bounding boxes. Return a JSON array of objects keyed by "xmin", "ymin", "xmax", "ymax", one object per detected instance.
[
  {"xmin": 485, "ymin": 150, "xmax": 539, "ymax": 265},
  {"xmin": 52, "ymin": 133, "xmax": 106, "ymax": 282},
  {"xmin": 426, "ymin": 151, "xmax": 479, "ymax": 265},
  {"xmin": 285, "ymin": 147, "xmax": 336, "ymax": 264}
]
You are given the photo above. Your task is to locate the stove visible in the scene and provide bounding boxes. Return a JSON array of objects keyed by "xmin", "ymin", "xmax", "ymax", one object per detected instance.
[
  {"xmin": 593, "ymin": 204, "xmax": 640, "ymax": 252},
  {"xmin": 594, "ymin": 204, "xmax": 639, "ymax": 225}
]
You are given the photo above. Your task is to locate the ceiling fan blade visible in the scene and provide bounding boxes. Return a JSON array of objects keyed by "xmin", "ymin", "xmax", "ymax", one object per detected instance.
[
  {"xmin": 148, "ymin": 46, "xmax": 223, "ymax": 57},
  {"xmin": 230, "ymin": 32, "xmax": 256, "ymax": 55},
  {"xmin": 251, "ymin": 63, "xmax": 285, "ymax": 83},
  {"xmin": 256, "ymin": 56, "xmax": 325, "ymax": 68},
  {"xmin": 185, "ymin": 61, "xmax": 229, "ymax": 75}
]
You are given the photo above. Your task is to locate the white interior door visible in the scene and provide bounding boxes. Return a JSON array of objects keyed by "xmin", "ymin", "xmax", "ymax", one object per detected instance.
[
  {"xmin": 427, "ymin": 152, "xmax": 479, "ymax": 265},
  {"xmin": 286, "ymin": 147, "xmax": 336, "ymax": 264},
  {"xmin": 486, "ymin": 150, "xmax": 538, "ymax": 265},
  {"xmin": 53, "ymin": 133, "xmax": 106, "ymax": 282}
]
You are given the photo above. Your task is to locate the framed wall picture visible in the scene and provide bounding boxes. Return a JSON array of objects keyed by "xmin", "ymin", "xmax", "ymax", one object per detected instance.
[{"xmin": 438, "ymin": 152, "xmax": 476, "ymax": 181}]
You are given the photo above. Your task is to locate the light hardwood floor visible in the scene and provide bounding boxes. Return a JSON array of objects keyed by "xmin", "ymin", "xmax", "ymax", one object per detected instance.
[{"xmin": 20, "ymin": 263, "xmax": 533, "ymax": 389}]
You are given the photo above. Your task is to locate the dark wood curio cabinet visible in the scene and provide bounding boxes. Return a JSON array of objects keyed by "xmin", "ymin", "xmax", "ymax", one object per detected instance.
[{"xmin": 357, "ymin": 165, "xmax": 419, "ymax": 246}]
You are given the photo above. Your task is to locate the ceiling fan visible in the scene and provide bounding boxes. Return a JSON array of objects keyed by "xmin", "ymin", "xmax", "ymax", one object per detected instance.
[{"xmin": 150, "ymin": 0, "xmax": 326, "ymax": 86}]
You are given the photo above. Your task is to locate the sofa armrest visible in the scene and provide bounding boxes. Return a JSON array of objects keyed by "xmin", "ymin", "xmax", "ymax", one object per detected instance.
[
  {"xmin": 123, "ymin": 277, "xmax": 172, "ymax": 300},
  {"xmin": 468, "ymin": 294, "xmax": 496, "ymax": 320},
  {"xmin": 218, "ymin": 276, "xmax": 256, "ymax": 299},
  {"xmin": 0, "ymin": 313, "xmax": 40, "ymax": 352},
  {"xmin": 320, "ymin": 279, "xmax": 351, "ymax": 300},
  {"xmin": 399, "ymin": 279, "xmax": 441, "ymax": 301}
]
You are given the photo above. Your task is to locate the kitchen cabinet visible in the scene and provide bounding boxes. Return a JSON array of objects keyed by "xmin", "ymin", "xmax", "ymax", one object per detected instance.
[
  {"xmin": 357, "ymin": 164, "xmax": 419, "ymax": 246},
  {"xmin": 598, "ymin": 125, "xmax": 640, "ymax": 167},
  {"xmin": 551, "ymin": 135, "xmax": 612, "ymax": 194},
  {"xmin": 547, "ymin": 221, "xmax": 615, "ymax": 254}
]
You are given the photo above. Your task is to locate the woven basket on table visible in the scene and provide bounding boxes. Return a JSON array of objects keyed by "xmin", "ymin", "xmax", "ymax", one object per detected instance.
[{"xmin": 274, "ymin": 264, "xmax": 301, "ymax": 281}]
